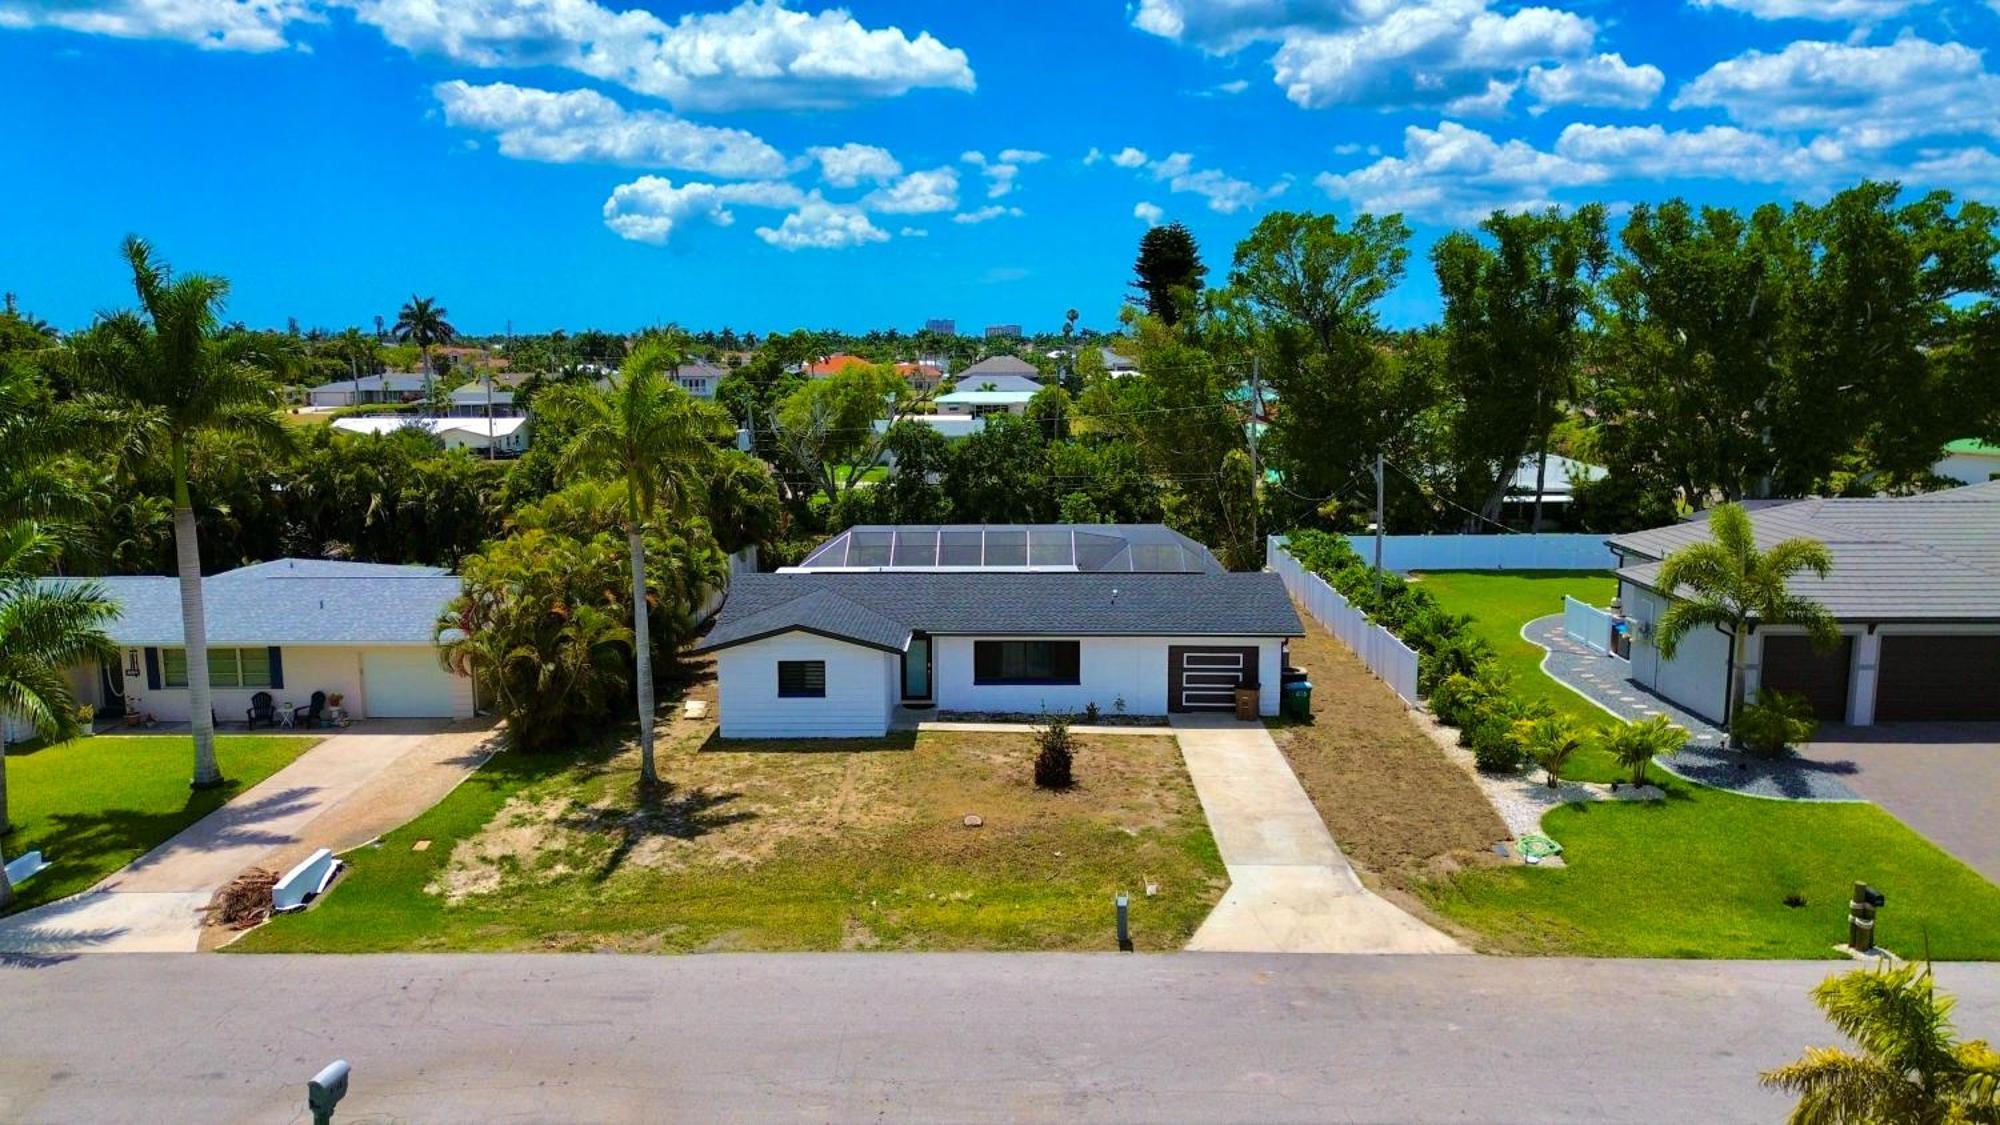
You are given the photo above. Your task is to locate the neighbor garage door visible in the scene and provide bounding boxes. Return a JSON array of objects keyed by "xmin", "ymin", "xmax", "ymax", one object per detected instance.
[
  {"xmin": 1760, "ymin": 634, "xmax": 1853, "ymax": 721},
  {"xmin": 1168, "ymin": 646, "xmax": 1258, "ymax": 713},
  {"xmin": 360, "ymin": 648, "xmax": 456, "ymax": 718},
  {"xmin": 1875, "ymin": 634, "xmax": 2000, "ymax": 721}
]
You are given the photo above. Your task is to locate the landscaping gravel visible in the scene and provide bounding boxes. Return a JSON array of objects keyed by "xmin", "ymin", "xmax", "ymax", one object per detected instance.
[{"xmin": 1658, "ymin": 744, "xmax": 1864, "ymax": 802}]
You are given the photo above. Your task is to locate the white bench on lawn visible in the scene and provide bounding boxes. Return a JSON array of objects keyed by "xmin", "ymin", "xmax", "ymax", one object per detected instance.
[
  {"xmin": 4, "ymin": 850, "xmax": 49, "ymax": 887},
  {"xmin": 272, "ymin": 848, "xmax": 343, "ymax": 913}
]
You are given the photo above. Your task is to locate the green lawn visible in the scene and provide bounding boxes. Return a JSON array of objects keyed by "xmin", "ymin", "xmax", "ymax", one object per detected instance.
[
  {"xmin": 2, "ymin": 734, "xmax": 320, "ymax": 914},
  {"xmin": 232, "ymin": 723, "xmax": 1225, "ymax": 954},
  {"xmin": 833, "ymin": 463, "xmax": 890, "ymax": 486},
  {"xmin": 1420, "ymin": 777, "xmax": 2000, "ymax": 959},
  {"xmin": 1415, "ymin": 570, "xmax": 1627, "ymax": 780}
]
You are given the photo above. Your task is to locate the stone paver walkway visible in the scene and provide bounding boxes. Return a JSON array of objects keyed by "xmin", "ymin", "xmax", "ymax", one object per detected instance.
[
  {"xmin": 1525, "ymin": 615, "xmax": 1862, "ymax": 802},
  {"xmin": 1170, "ymin": 714, "xmax": 1463, "ymax": 954},
  {"xmin": 0, "ymin": 721, "xmax": 495, "ymax": 955}
]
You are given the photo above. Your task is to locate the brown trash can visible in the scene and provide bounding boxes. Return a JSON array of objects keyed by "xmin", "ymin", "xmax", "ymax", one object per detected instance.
[{"xmin": 1234, "ymin": 686, "xmax": 1260, "ymax": 721}]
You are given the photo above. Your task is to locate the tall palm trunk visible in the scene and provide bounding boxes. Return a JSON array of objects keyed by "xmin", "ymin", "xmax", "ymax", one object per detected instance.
[
  {"xmin": 0, "ymin": 736, "xmax": 11, "ymax": 835},
  {"xmin": 172, "ymin": 452, "xmax": 222, "ymax": 788},
  {"xmin": 1724, "ymin": 625, "xmax": 1748, "ymax": 750},
  {"xmin": 628, "ymin": 524, "xmax": 657, "ymax": 786}
]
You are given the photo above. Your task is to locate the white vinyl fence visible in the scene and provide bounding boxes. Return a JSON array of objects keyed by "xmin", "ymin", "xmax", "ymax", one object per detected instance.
[
  {"xmin": 1346, "ymin": 533, "xmax": 1616, "ymax": 573},
  {"xmin": 1563, "ymin": 595, "xmax": 1614, "ymax": 654},
  {"xmin": 1269, "ymin": 537, "xmax": 1421, "ymax": 706}
]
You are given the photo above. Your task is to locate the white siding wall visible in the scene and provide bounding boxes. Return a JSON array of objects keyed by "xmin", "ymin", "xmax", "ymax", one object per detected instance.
[
  {"xmin": 1620, "ymin": 583, "xmax": 1731, "ymax": 723},
  {"xmin": 932, "ymin": 635, "xmax": 1284, "ymax": 717},
  {"xmin": 119, "ymin": 644, "xmax": 472, "ymax": 723},
  {"xmin": 716, "ymin": 633, "xmax": 898, "ymax": 738}
]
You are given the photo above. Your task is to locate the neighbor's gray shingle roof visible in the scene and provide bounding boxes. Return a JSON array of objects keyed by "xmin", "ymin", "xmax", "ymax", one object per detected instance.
[
  {"xmin": 46, "ymin": 560, "xmax": 459, "ymax": 646},
  {"xmin": 307, "ymin": 373, "xmax": 431, "ymax": 395},
  {"xmin": 697, "ymin": 570, "xmax": 1303, "ymax": 653},
  {"xmin": 1610, "ymin": 479, "xmax": 2000, "ymax": 622},
  {"xmin": 956, "ymin": 356, "xmax": 1038, "ymax": 379},
  {"xmin": 947, "ymin": 373, "xmax": 1042, "ymax": 393}
]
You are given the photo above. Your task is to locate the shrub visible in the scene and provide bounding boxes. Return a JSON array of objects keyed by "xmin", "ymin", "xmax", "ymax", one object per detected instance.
[
  {"xmin": 1033, "ymin": 714, "xmax": 1077, "ymax": 790},
  {"xmin": 1736, "ymin": 690, "xmax": 1817, "ymax": 758},
  {"xmin": 1599, "ymin": 715, "xmax": 1687, "ymax": 786},
  {"xmin": 1082, "ymin": 701, "xmax": 1101, "ymax": 725},
  {"xmin": 1515, "ymin": 716, "xmax": 1585, "ymax": 788},
  {"xmin": 1431, "ymin": 666, "xmax": 1508, "ymax": 729},
  {"xmin": 1465, "ymin": 694, "xmax": 1551, "ymax": 773}
]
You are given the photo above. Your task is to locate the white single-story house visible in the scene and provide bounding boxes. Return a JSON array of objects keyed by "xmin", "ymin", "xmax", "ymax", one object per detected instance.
[
  {"xmin": 936, "ymin": 389, "xmax": 1037, "ymax": 417},
  {"xmin": 446, "ymin": 383, "xmax": 522, "ymax": 417},
  {"xmin": 44, "ymin": 559, "xmax": 476, "ymax": 725},
  {"xmin": 330, "ymin": 415, "xmax": 530, "ymax": 455},
  {"xmin": 1935, "ymin": 439, "xmax": 2000, "ymax": 486},
  {"xmin": 1506, "ymin": 454, "xmax": 1604, "ymax": 507},
  {"xmin": 696, "ymin": 525, "xmax": 1304, "ymax": 738},
  {"xmin": 305, "ymin": 373, "xmax": 432, "ymax": 409},
  {"xmin": 1609, "ymin": 479, "xmax": 2000, "ymax": 726},
  {"xmin": 873, "ymin": 415, "xmax": 987, "ymax": 446}
]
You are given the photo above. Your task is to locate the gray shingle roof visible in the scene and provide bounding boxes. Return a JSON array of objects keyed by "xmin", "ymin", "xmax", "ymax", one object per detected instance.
[
  {"xmin": 45, "ymin": 560, "xmax": 460, "ymax": 645},
  {"xmin": 697, "ymin": 570, "xmax": 1302, "ymax": 653},
  {"xmin": 948, "ymin": 373, "xmax": 1042, "ymax": 393},
  {"xmin": 957, "ymin": 356, "xmax": 1038, "ymax": 379},
  {"xmin": 1610, "ymin": 480, "xmax": 2000, "ymax": 622},
  {"xmin": 307, "ymin": 373, "xmax": 431, "ymax": 395}
]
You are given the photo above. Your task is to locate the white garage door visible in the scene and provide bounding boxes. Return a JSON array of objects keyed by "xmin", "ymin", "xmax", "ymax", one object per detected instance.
[{"xmin": 361, "ymin": 649, "xmax": 456, "ymax": 718}]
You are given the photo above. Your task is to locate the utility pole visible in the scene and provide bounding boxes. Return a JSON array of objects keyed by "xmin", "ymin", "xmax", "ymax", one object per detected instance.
[
  {"xmin": 1248, "ymin": 356, "xmax": 1262, "ymax": 559},
  {"xmin": 1373, "ymin": 450, "xmax": 1385, "ymax": 599}
]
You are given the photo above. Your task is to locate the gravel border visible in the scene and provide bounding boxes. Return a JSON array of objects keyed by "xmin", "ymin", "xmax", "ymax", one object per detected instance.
[{"xmin": 1658, "ymin": 744, "xmax": 1865, "ymax": 803}]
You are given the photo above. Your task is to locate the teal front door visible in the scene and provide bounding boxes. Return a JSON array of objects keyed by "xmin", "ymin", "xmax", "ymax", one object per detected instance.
[{"xmin": 903, "ymin": 635, "xmax": 933, "ymax": 704}]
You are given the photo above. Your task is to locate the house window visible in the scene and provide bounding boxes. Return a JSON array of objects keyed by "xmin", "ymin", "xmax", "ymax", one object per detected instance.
[
  {"xmin": 160, "ymin": 647, "xmax": 272, "ymax": 688},
  {"xmin": 777, "ymin": 660, "xmax": 826, "ymax": 698},
  {"xmin": 974, "ymin": 641, "xmax": 1081, "ymax": 685}
]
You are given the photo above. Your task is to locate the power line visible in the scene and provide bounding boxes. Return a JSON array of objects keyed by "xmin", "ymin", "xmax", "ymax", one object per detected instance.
[{"xmin": 1382, "ymin": 457, "xmax": 1520, "ymax": 534}]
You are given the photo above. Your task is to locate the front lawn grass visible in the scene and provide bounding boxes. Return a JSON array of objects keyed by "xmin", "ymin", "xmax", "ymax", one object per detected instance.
[
  {"xmin": 1415, "ymin": 570, "xmax": 1626, "ymax": 780},
  {"xmin": 1419, "ymin": 777, "xmax": 2000, "ymax": 959},
  {"xmin": 2, "ymin": 734, "xmax": 320, "ymax": 915},
  {"xmin": 232, "ymin": 722, "xmax": 1225, "ymax": 953}
]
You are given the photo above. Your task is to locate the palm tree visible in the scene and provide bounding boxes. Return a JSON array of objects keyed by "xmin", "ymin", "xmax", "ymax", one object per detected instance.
[
  {"xmin": 1598, "ymin": 715, "xmax": 1687, "ymax": 787},
  {"xmin": 1514, "ymin": 715, "xmax": 1584, "ymax": 788},
  {"xmin": 0, "ymin": 522, "xmax": 117, "ymax": 909},
  {"xmin": 393, "ymin": 296, "xmax": 456, "ymax": 379},
  {"xmin": 1654, "ymin": 502, "xmax": 1839, "ymax": 748},
  {"xmin": 559, "ymin": 337, "xmax": 729, "ymax": 788},
  {"xmin": 1762, "ymin": 962, "xmax": 2000, "ymax": 1124},
  {"xmin": 73, "ymin": 237, "xmax": 287, "ymax": 788}
]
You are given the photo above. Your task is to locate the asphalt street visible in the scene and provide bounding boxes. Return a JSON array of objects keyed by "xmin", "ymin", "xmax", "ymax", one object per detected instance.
[{"xmin": 4, "ymin": 952, "xmax": 1996, "ymax": 1123}]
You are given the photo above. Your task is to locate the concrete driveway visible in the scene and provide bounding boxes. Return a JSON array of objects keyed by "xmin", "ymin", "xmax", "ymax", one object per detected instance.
[
  {"xmin": 1801, "ymin": 723, "xmax": 2000, "ymax": 884},
  {"xmin": 0, "ymin": 721, "xmax": 495, "ymax": 954}
]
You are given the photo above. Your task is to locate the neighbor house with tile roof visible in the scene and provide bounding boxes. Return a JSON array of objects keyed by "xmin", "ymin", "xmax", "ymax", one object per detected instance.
[
  {"xmin": 1608, "ymin": 480, "xmax": 2000, "ymax": 726},
  {"xmin": 37, "ymin": 559, "xmax": 477, "ymax": 728},
  {"xmin": 695, "ymin": 525, "xmax": 1303, "ymax": 738}
]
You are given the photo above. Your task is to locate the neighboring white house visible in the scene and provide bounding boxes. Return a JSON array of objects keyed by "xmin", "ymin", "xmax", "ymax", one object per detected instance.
[
  {"xmin": 1100, "ymin": 347, "xmax": 1140, "ymax": 376},
  {"xmin": 446, "ymin": 383, "xmax": 522, "ymax": 418},
  {"xmin": 1609, "ymin": 480, "xmax": 2000, "ymax": 726},
  {"xmin": 1935, "ymin": 439, "xmax": 2000, "ymax": 485},
  {"xmin": 696, "ymin": 525, "xmax": 1303, "ymax": 738},
  {"xmin": 43, "ymin": 559, "xmax": 477, "ymax": 725},
  {"xmin": 935, "ymin": 389, "xmax": 1037, "ymax": 418},
  {"xmin": 305, "ymin": 373, "xmax": 431, "ymax": 409},
  {"xmin": 873, "ymin": 414, "xmax": 987, "ymax": 448},
  {"xmin": 671, "ymin": 358, "xmax": 726, "ymax": 399},
  {"xmin": 330, "ymin": 415, "xmax": 531, "ymax": 455}
]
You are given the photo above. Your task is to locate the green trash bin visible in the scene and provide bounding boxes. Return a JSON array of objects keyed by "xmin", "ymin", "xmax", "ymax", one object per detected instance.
[{"xmin": 1283, "ymin": 681, "xmax": 1312, "ymax": 720}]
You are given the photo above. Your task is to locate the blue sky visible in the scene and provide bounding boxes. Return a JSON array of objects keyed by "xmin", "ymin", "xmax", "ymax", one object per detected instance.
[{"xmin": 3, "ymin": 0, "xmax": 1998, "ymax": 336}]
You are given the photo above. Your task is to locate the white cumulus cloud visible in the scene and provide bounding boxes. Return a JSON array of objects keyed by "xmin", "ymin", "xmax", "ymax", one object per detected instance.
[
  {"xmin": 861, "ymin": 167, "xmax": 960, "ymax": 214},
  {"xmin": 1110, "ymin": 146, "xmax": 1150, "ymax": 168},
  {"xmin": 1133, "ymin": 201, "xmax": 1165, "ymax": 226},
  {"xmin": 755, "ymin": 199, "xmax": 889, "ymax": 250},
  {"xmin": 1675, "ymin": 36, "xmax": 2000, "ymax": 149},
  {"xmin": 1689, "ymin": 0, "xmax": 1933, "ymax": 20},
  {"xmin": 435, "ymin": 80, "xmax": 787, "ymax": 178},
  {"xmin": 952, "ymin": 205, "xmax": 1024, "ymax": 224},
  {"xmin": 0, "ymin": 0, "xmax": 318, "ymax": 50},
  {"xmin": 808, "ymin": 143, "xmax": 902, "ymax": 187},
  {"xmin": 1525, "ymin": 53, "xmax": 1664, "ymax": 113},
  {"xmin": 961, "ymin": 149, "xmax": 1041, "ymax": 199},
  {"xmin": 601, "ymin": 175, "xmax": 804, "ymax": 245}
]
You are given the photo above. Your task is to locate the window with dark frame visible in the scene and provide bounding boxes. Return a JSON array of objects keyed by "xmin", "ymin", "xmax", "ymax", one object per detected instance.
[
  {"xmin": 777, "ymin": 660, "xmax": 827, "ymax": 698},
  {"xmin": 973, "ymin": 640, "xmax": 1081, "ymax": 685}
]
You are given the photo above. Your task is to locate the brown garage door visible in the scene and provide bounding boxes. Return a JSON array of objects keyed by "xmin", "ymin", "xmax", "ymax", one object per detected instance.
[
  {"xmin": 1168, "ymin": 646, "xmax": 1259, "ymax": 713},
  {"xmin": 1875, "ymin": 635, "xmax": 2000, "ymax": 721},
  {"xmin": 1760, "ymin": 634, "xmax": 1853, "ymax": 720}
]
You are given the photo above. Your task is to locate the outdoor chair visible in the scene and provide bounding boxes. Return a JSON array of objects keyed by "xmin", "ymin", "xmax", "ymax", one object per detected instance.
[
  {"xmin": 294, "ymin": 691, "xmax": 327, "ymax": 729},
  {"xmin": 245, "ymin": 691, "xmax": 277, "ymax": 730}
]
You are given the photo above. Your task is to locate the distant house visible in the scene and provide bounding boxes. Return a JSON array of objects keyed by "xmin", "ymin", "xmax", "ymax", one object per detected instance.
[
  {"xmin": 936, "ymin": 389, "xmax": 1037, "ymax": 418},
  {"xmin": 43, "ymin": 559, "xmax": 477, "ymax": 724},
  {"xmin": 670, "ymin": 358, "xmax": 726, "ymax": 399},
  {"xmin": 937, "ymin": 362, "xmax": 1042, "ymax": 417},
  {"xmin": 696, "ymin": 524, "xmax": 1302, "ymax": 737},
  {"xmin": 1609, "ymin": 480, "xmax": 2000, "ymax": 726},
  {"xmin": 894, "ymin": 360, "xmax": 945, "ymax": 392},
  {"xmin": 1935, "ymin": 439, "xmax": 2000, "ymax": 485},
  {"xmin": 445, "ymin": 383, "xmax": 521, "ymax": 418},
  {"xmin": 305, "ymin": 373, "xmax": 431, "ymax": 409},
  {"xmin": 1505, "ymin": 454, "xmax": 1604, "ymax": 508},
  {"xmin": 874, "ymin": 414, "xmax": 987, "ymax": 447},
  {"xmin": 330, "ymin": 415, "xmax": 530, "ymax": 456},
  {"xmin": 807, "ymin": 353, "xmax": 874, "ymax": 377},
  {"xmin": 956, "ymin": 355, "xmax": 1039, "ymax": 381},
  {"xmin": 1100, "ymin": 347, "xmax": 1140, "ymax": 375}
]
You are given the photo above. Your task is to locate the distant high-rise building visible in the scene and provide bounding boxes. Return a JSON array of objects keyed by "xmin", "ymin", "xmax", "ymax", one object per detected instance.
[
  {"xmin": 984, "ymin": 324, "xmax": 1023, "ymax": 339},
  {"xmin": 924, "ymin": 318, "xmax": 956, "ymax": 336}
]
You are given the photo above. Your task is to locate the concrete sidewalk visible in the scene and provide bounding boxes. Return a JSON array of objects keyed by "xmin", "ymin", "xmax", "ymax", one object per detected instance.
[
  {"xmin": 0, "ymin": 722, "xmax": 494, "ymax": 955},
  {"xmin": 1172, "ymin": 714, "xmax": 1464, "ymax": 954}
]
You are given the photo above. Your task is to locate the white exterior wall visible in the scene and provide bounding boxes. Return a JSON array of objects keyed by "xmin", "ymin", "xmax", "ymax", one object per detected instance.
[
  {"xmin": 716, "ymin": 633, "xmax": 898, "ymax": 738},
  {"xmin": 118, "ymin": 644, "xmax": 472, "ymax": 723},
  {"xmin": 1620, "ymin": 582, "xmax": 1731, "ymax": 723},
  {"xmin": 932, "ymin": 635, "xmax": 1284, "ymax": 717}
]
